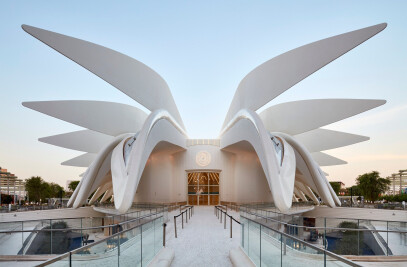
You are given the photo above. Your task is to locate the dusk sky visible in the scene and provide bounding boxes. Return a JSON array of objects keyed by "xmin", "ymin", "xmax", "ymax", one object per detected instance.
[{"xmin": 1, "ymin": 1, "xmax": 406, "ymax": 188}]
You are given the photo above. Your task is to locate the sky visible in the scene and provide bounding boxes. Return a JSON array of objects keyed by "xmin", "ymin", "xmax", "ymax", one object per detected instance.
[{"xmin": 0, "ymin": 1, "xmax": 406, "ymax": 188}]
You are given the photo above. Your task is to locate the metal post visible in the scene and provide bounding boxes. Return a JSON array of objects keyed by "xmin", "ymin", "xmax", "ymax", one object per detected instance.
[
  {"xmin": 182, "ymin": 213, "xmax": 184, "ymax": 229},
  {"xmin": 163, "ymin": 223, "xmax": 166, "ymax": 247},
  {"xmin": 220, "ymin": 211, "xmax": 222, "ymax": 223},
  {"xmin": 21, "ymin": 221, "xmax": 24, "ymax": 247},
  {"xmin": 141, "ymin": 224, "xmax": 143, "ymax": 264},
  {"xmin": 174, "ymin": 217, "xmax": 177, "ymax": 238},
  {"xmin": 186, "ymin": 210, "xmax": 188, "ymax": 224},
  {"xmin": 260, "ymin": 225, "xmax": 262, "ymax": 264},
  {"xmin": 387, "ymin": 221, "xmax": 389, "ymax": 256},
  {"xmin": 357, "ymin": 219, "xmax": 360, "ymax": 255},
  {"xmin": 350, "ymin": 187, "xmax": 353, "ymax": 207},
  {"xmin": 50, "ymin": 219, "xmax": 53, "ymax": 254},
  {"xmin": 230, "ymin": 217, "xmax": 232, "ymax": 238},
  {"xmin": 324, "ymin": 217, "xmax": 327, "ymax": 249},
  {"xmin": 224, "ymin": 213, "xmax": 226, "ymax": 229},
  {"xmin": 241, "ymin": 224, "xmax": 244, "ymax": 247},
  {"xmin": 118, "ymin": 233, "xmax": 121, "ymax": 263},
  {"xmin": 283, "ymin": 236, "xmax": 286, "ymax": 255}
]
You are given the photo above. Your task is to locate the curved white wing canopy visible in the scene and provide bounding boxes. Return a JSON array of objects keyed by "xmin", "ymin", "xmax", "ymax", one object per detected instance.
[
  {"xmin": 311, "ymin": 152, "xmax": 347, "ymax": 166},
  {"xmin": 111, "ymin": 110, "xmax": 187, "ymax": 212},
  {"xmin": 71, "ymin": 134, "xmax": 131, "ymax": 208},
  {"xmin": 39, "ymin": 130, "xmax": 114, "ymax": 153},
  {"xmin": 23, "ymin": 101, "xmax": 147, "ymax": 136},
  {"xmin": 223, "ymin": 23, "xmax": 387, "ymax": 127},
  {"xmin": 22, "ymin": 24, "xmax": 185, "ymax": 130},
  {"xmin": 280, "ymin": 133, "xmax": 336, "ymax": 207},
  {"xmin": 61, "ymin": 153, "xmax": 97, "ymax": 167},
  {"xmin": 259, "ymin": 99, "xmax": 385, "ymax": 135},
  {"xmin": 221, "ymin": 109, "xmax": 296, "ymax": 212},
  {"xmin": 294, "ymin": 128, "xmax": 369, "ymax": 153}
]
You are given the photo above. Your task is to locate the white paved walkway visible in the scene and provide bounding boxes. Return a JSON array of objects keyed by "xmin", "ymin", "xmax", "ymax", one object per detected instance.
[{"xmin": 165, "ymin": 206, "xmax": 241, "ymax": 267}]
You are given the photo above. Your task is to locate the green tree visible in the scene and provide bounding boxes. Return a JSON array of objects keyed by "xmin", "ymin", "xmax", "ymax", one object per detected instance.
[
  {"xmin": 49, "ymin": 183, "xmax": 65, "ymax": 198},
  {"xmin": 25, "ymin": 176, "xmax": 44, "ymax": 202},
  {"xmin": 329, "ymin": 182, "xmax": 341, "ymax": 195},
  {"xmin": 356, "ymin": 171, "xmax": 390, "ymax": 202},
  {"xmin": 345, "ymin": 185, "xmax": 361, "ymax": 196},
  {"xmin": 25, "ymin": 177, "xmax": 64, "ymax": 203},
  {"xmin": 68, "ymin": 181, "xmax": 80, "ymax": 192}
]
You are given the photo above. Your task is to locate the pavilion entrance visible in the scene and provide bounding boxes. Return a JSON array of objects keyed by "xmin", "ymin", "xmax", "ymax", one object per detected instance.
[{"xmin": 187, "ymin": 172, "xmax": 220, "ymax": 205}]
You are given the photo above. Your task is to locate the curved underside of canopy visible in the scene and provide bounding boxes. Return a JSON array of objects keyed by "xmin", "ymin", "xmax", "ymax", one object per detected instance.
[
  {"xmin": 293, "ymin": 129, "xmax": 369, "ymax": 153},
  {"xmin": 39, "ymin": 130, "xmax": 114, "ymax": 153},
  {"xmin": 61, "ymin": 153, "xmax": 97, "ymax": 167},
  {"xmin": 23, "ymin": 100, "xmax": 147, "ymax": 136},
  {"xmin": 259, "ymin": 99, "xmax": 385, "ymax": 135}
]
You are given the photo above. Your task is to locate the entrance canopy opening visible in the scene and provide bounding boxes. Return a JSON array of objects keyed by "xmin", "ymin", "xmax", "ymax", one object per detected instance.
[{"xmin": 187, "ymin": 172, "xmax": 219, "ymax": 205}]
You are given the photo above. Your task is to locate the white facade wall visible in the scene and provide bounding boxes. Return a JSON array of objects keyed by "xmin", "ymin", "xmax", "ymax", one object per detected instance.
[{"xmin": 134, "ymin": 142, "xmax": 272, "ymax": 204}]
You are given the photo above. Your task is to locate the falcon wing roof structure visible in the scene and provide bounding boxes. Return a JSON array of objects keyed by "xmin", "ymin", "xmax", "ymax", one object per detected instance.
[
  {"xmin": 222, "ymin": 23, "xmax": 386, "ymax": 128},
  {"xmin": 22, "ymin": 22, "xmax": 388, "ymax": 213},
  {"xmin": 22, "ymin": 24, "xmax": 185, "ymax": 130}
]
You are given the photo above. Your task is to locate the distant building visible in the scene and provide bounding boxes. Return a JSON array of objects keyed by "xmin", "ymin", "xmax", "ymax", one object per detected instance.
[
  {"xmin": 0, "ymin": 167, "xmax": 26, "ymax": 204},
  {"xmin": 386, "ymin": 169, "xmax": 407, "ymax": 195},
  {"xmin": 330, "ymin": 181, "xmax": 346, "ymax": 195}
]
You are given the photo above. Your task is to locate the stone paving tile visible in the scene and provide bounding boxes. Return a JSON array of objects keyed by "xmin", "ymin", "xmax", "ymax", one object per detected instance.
[{"xmin": 165, "ymin": 206, "xmax": 241, "ymax": 267}]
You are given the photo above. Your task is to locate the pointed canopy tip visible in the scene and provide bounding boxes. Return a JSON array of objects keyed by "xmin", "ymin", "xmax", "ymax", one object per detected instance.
[
  {"xmin": 378, "ymin": 22, "xmax": 388, "ymax": 30},
  {"xmin": 21, "ymin": 24, "xmax": 36, "ymax": 34},
  {"xmin": 22, "ymin": 101, "xmax": 33, "ymax": 108}
]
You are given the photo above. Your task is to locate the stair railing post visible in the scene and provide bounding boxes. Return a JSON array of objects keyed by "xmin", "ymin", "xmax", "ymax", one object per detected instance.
[
  {"xmin": 163, "ymin": 223, "xmax": 167, "ymax": 246},
  {"xmin": 230, "ymin": 216, "xmax": 232, "ymax": 238},
  {"xmin": 174, "ymin": 216, "xmax": 177, "ymax": 238}
]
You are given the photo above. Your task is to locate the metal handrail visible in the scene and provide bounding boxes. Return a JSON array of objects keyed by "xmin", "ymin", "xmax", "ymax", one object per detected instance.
[
  {"xmin": 241, "ymin": 215, "xmax": 362, "ymax": 267},
  {"xmin": 0, "ymin": 210, "xmax": 163, "ymax": 234},
  {"xmin": 214, "ymin": 206, "xmax": 240, "ymax": 238},
  {"xmin": 0, "ymin": 203, "xmax": 171, "ymax": 224},
  {"xmin": 36, "ymin": 215, "xmax": 164, "ymax": 267},
  {"xmin": 240, "ymin": 203, "xmax": 407, "ymax": 224},
  {"xmin": 174, "ymin": 206, "xmax": 193, "ymax": 238},
  {"xmin": 241, "ymin": 209, "xmax": 407, "ymax": 234}
]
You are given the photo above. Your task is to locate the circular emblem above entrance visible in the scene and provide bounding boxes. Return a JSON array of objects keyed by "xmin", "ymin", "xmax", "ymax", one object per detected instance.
[{"xmin": 196, "ymin": 151, "xmax": 211, "ymax": 167}]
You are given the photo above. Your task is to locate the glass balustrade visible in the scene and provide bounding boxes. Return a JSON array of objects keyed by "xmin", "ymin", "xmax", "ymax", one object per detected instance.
[
  {"xmin": 39, "ymin": 215, "xmax": 164, "ymax": 267},
  {"xmin": 240, "ymin": 214, "xmax": 361, "ymax": 267},
  {"xmin": 0, "ymin": 203, "xmax": 172, "ymax": 256},
  {"xmin": 239, "ymin": 204, "xmax": 407, "ymax": 260}
]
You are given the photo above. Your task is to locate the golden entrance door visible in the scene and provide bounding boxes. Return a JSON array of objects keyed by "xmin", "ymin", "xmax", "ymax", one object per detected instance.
[{"xmin": 187, "ymin": 172, "xmax": 219, "ymax": 205}]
